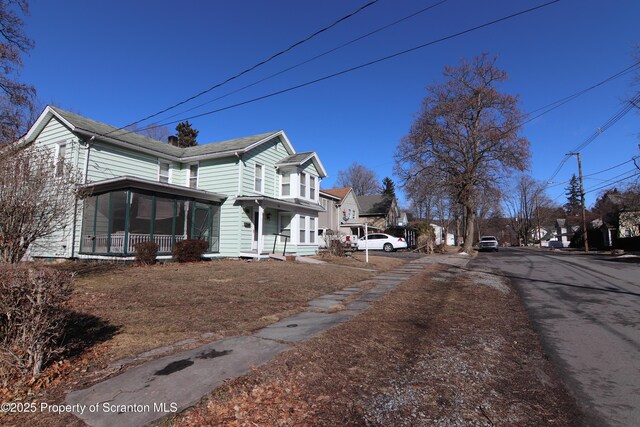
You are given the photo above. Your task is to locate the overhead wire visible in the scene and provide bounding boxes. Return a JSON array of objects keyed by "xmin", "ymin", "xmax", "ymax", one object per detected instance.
[
  {"xmin": 118, "ymin": 0, "xmax": 561, "ymax": 137},
  {"xmin": 106, "ymin": 0, "xmax": 382, "ymax": 136},
  {"xmin": 156, "ymin": 0, "xmax": 449, "ymax": 124},
  {"xmin": 544, "ymin": 92, "xmax": 640, "ymax": 185}
]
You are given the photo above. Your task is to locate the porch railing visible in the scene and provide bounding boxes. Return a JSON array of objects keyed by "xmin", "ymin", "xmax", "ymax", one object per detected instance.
[
  {"xmin": 272, "ymin": 233, "xmax": 289, "ymax": 256},
  {"xmin": 81, "ymin": 233, "xmax": 186, "ymax": 254}
]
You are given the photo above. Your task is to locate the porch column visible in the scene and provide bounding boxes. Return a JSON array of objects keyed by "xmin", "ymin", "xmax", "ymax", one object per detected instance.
[{"xmin": 257, "ymin": 204, "xmax": 264, "ymax": 254}]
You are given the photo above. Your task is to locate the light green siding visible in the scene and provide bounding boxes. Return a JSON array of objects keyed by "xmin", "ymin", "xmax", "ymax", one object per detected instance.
[
  {"xmin": 170, "ymin": 162, "xmax": 186, "ymax": 186},
  {"xmin": 242, "ymin": 138, "xmax": 285, "ymax": 197},
  {"xmin": 87, "ymin": 142, "xmax": 159, "ymax": 182},
  {"xmin": 26, "ymin": 115, "xmax": 322, "ymax": 259},
  {"xmin": 30, "ymin": 117, "xmax": 82, "ymax": 259}
]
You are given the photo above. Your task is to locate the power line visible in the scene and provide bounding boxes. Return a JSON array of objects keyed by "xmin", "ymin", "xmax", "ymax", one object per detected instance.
[
  {"xmin": 120, "ymin": 0, "xmax": 560, "ymax": 136},
  {"xmin": 583, "ymin": 157, "xmax": 638, "ymax": 178},
  {"xmin": 157, "ymin": 0, "xmax": 449, "ymax": 124},
  {"xmin": 544, "ymin": 93, "xmax": 640, "ymax": 185},
  {"xmin": 526, "ymin": 61, "xmax": 640, "ymax": 116},
  {"xmin": 584, "ymin": 170, "xmax": 640, "ymax": 195},
  {"xmin": 106, "ymin": 0, "xmax": 382, "ymax": 136}
]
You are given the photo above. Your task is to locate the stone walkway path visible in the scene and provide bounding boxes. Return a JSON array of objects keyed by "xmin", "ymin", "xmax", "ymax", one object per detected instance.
[{"xmin": 66, "ymin": 254, "xmax": 469, "ymax": 426}]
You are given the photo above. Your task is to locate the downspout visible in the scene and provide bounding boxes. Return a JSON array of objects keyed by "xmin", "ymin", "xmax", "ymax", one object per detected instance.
[{"xmin": 236, "ymin": 152, "xmax": 243, "ymax": 255}]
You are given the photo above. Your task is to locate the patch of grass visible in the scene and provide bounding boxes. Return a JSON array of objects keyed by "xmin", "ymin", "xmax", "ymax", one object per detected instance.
[
  {"xmin": 68, "ymin": 258, "xmax": 403, "ymax": 361},
  {"xmin": 175, "ymin": 264, "xmax": 583, "ymax": 427}
]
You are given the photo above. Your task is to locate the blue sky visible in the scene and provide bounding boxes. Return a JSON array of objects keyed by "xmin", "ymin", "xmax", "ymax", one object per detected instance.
[{"xmin": 22, "ymin": 0, "xmax": 640, "ymax": 208}]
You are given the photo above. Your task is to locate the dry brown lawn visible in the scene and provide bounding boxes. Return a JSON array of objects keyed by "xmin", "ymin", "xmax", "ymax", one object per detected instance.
[
  {"xmin": 65, "ymin": 255, "xmax": 405, "ymax": 362},
  {"xmin": 1, "ymin": 255, "xmax": 405, "ymax": 427}
]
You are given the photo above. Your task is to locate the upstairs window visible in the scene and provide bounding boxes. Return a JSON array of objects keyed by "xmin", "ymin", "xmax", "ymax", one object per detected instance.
[
  {"xmin": 300, "ymin": 173, "xmax": 307, "ymax": 198},
  {"xmin": 158, "ymin": 161, "xmax": 170, "ymax": 183},
  {"xmin": 189, "ymin": 163, "xmax": 198, "ymax": 188},
  {"xmin": 281, "ymin": 172, "xmax": 290, "ymax": 196},
  {"xmin": 309, "ymin": 176, "xmax": 316, "ymax": 200},
  {"xmin": 254, "ymin": 163, "xmax": 263, "ymax": 192},
  {"xmin": 55, "ymin": 143, "xmax": 66, "ymax": 177}
]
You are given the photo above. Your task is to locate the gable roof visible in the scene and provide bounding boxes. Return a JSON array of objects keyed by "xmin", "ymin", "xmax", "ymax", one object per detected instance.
[
  {"xmin": 358, "ymin": 195, "xmax": 396, "ymax": 216},
  {"xmin": 275, "ymin": 151, "xmax": 327, "ymax": 178},
  {"xmin": 321, "ymin": 187, "xmax": 352, "ymax": 201},
  {"xmin": 23, "ymin": 106, "xmax": 294, "ymax": 161}
]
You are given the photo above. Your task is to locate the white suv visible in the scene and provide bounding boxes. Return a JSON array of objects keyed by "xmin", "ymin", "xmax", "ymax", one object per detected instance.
[{"xmin": 478, "ymin": 236, "xmax": 499, "ymax": 252}]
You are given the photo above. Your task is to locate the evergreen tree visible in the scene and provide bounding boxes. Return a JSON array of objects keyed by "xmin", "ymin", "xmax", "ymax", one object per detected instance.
[
  {"xmin": 381, "ymin": 177, "xmax": 396, "ymax": 199},
  {"xmin": 564, "ymin": 174, "xmax": 581, "ymax": 216},
  {"xmin": 173, "ymin": 121, "xmax": 199, "ymax": 148}
]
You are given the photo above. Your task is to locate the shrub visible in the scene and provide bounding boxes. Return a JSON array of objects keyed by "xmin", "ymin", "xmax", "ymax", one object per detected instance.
[
  {"xmin": 0, "ymin": 265, "xmax": 71, "ymax": 384},
  {"xmin": 173, "ymin": 239, "xmax": 208, "ymax": 263},
  {"xmin": 135, "ymin": 241, "xmax": 159, "ymax": 265}
]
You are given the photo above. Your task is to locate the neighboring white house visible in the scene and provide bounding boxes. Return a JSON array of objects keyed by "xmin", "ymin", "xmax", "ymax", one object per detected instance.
[{"xmin": 20, "ymin": 106, "xmax": 327, "ymax": 260}]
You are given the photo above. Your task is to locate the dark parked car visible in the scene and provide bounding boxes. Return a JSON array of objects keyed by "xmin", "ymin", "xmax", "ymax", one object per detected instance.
[{"xmin": 478, "ymin": 236, "xmax": 499, "ymax": 252}]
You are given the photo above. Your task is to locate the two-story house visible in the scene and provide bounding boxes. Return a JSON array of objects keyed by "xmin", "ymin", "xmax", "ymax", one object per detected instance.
[
  {"xmin": 21, "ymin": 106, "xmax": 327, "ymax": 260},
  {"xmin": 318, "ymin": 187, "xmax": 362, "ymax": 239},
  {"xmin": 357, "ymin": 195, "xmax": 399, "ymax": 230}
]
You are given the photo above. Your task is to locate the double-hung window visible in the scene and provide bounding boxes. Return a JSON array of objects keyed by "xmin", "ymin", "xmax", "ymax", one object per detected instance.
[
  {"xmin": 158, "ymin": 161, "xmax": 170, "ymax": 183},
  {"xmin": 309, "ymin": 176, "xmax": 316, "ymax": 200},
  {"xmin": 189, "ymin": 163, "xmax": 198, "ymax": 188},
  {"xmin": 300, "ymin": 173, "xmax": 307, "ymax": 198},
  {"xmin": 281, "ymin": 172, "xmax": 290, "ymax": 196},
  {"xmin": 309, "ymin": 217, "xmax": 316, "ymax": 243},
  {"xmin": 55, "ymin": 143, "xmax": 66, "ymax": 178},
  {"xmin": 254, "ymin": 164, "xmax": 263, "ymax": 192},
  {"xmin": 299, "ymin": 215, "xmax": 306, "ymax": 243}
]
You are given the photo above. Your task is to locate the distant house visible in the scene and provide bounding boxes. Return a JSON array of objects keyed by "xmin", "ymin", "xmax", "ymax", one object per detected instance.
[
  {"xmin": 546, "ymin": 218, "xmax": 578, "ymax": 248},
  {"xmin": 618, "ymin": 211, "xmax": 640, "ymax": 238},
  {"xmin": 318, "ymin": 187, "xmax": 362, "ymax": 238},
  {"xmin": 20, "ymin": 106, "xmax": 327, "ymax": 261},
  {"xmin": 357, "ymin": 195, "xmax": 399, "ymax": 229}
]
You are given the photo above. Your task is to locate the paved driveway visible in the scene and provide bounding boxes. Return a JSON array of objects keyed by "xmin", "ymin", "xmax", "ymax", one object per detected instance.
[{"xmin": 471, "ymin": 248, "xmax": 640, "ymax": 427}]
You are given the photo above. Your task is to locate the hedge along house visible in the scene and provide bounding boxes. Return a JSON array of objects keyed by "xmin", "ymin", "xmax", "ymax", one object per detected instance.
[{"xmin": 20, "ymin": 106, "xmax": 327, "ymax": 261}]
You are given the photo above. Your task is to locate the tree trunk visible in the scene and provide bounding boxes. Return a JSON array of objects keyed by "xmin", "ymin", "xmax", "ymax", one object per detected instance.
[{"xmin": 462, "ymin": 204, "xmax": 476, "ymax": 253}]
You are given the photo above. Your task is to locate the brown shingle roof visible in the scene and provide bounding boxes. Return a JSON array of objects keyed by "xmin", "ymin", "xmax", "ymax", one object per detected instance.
[{"xmin": 321, "ymin": 187, "xmax": 352, "ymax": 201}]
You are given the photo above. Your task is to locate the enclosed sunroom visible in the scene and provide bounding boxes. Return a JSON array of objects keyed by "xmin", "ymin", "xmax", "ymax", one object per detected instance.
[{"xmin": 79, "ymin": 176, "xmax": 225, "ymax": 257}]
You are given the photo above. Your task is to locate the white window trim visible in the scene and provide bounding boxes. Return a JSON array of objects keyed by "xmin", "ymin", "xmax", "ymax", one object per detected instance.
[
  {"xmin": 309, "ymin": 176, "xmax": 317, "ymax": 201},
  {"xmin": 254, "ymin": 163, "xmax": 264, "ymax": 193},
  {"xmin": 188, "ymin": 162, "xmax": 199, "ymax": 189},
  {"xmin": 158, "ymin": 160, "xmax": 171, "ymax": 183},
  {"xmin": 299, "ymin": 215, "xmax": 306, "ymax": 244},
  {"xmin": 280, "ymin": 172, "xmax": 291, "ymax": 198},
  {"xmin": 296, "ymin": 215, "xmax": 319, "ymax": 246},
  {"xmin": 299, "ymin": 172, "xmax": 307, "ymax": 199},
  {"xmin": 279, "ymin": 213, "xmax": 292, "ymax": 243},
  {"xmin": 309, "ymin": 217, "xmax": 316, "ymax": 244},
  {"xmin": 54, "ymin": 142, "xmax": 67, "ymax": 177}
]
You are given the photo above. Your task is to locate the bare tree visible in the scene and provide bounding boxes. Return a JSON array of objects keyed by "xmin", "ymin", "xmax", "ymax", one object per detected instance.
[
  {"xmin": 504, "ymin": 174, "xmax": 551, "ymax": 245},
  {"xmin": 0, "ymin": 145, "xmax": 82, "ymax": 263},
  {"xmin": 475, "ymin": 184, "xmax": 502, "ymax": 240},
  {"xmin": 396, "ymin": 54, "xmax": 530, "ymax": 253},
  {"xmin": 336, "ymin": 162, "xmax": 380, "ymax": 196},
  {"xmin": 124, "ymin": 122, "xmax": 171, "ymax": 142},
  {"xmin": 0, "ymin": 0, "xmax": 36, "ymax": 145}
]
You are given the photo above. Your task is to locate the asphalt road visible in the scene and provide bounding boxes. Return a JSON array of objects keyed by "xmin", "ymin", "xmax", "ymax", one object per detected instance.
[{"xmin": 470, "ymin": 248, "xmax": 640, "ymax": 427}]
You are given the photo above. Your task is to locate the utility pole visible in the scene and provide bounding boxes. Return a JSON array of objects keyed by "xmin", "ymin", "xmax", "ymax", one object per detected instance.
[{"xmin": 568, "ymin": 151, "xmax": 589, "ymax": 253}]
